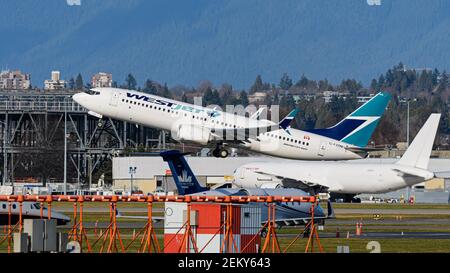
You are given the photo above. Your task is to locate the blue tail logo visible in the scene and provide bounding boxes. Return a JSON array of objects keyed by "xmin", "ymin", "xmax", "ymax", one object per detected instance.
[
  {"xmin": 160, "ymin": 150, "xmax": 207, "ymax": 195},
  {"xmin": 305, "ymin": 92, "xmax": 391, "ymax": 147}
]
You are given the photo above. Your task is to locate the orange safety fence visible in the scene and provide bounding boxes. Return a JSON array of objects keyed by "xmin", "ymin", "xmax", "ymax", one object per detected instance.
[{"xmin": 0, "ymin": 194, "xmax": 323, "ymax": 253}]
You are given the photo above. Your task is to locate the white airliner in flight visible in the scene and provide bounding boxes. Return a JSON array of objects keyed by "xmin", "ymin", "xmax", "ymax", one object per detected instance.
[
  {"xmin": 73, "ymin": 88, "xmax": 390, "ymax": 160},
  {"xmin": 233, "ymin": 114, "xmax": 441, "ymax": 200}
]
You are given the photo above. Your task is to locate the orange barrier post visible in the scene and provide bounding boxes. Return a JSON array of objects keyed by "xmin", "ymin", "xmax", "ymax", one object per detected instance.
[
  {"xmin": 7, "ymin": 201, "xmax": 11, "ymax": 253},
  {"xmin": 220, "ymin": 199, "xmax": 239, "ymax": 253},
  {"xmin": 70, "ymin": 202, "xmax": 78, "ymax": 241},
  {"xmin": 178, "ymin": 196, "xmax": 199, "ymax": 253},
  {"xmin": 46, "ymin": 196, "xmax": 52, "ymax": 220},
  {"xmin": 304, "ymin": 201, "xmax": 324, "ymax": 253},
  {"xmin": 40, "ymin": 202, "xmax": 44, "ymax": 219},
  {"xmin": 142, "ymin": 197, "xmax": 160, "ymax": 253},
  {"xmin": 77, "ymin": 196, "xmax": 92, "ymax": 253},
  {"xmin": 18, "ymin": 195, "xmax": 23, "ymax": 232},
  {"xmin": 261, "ymin": 198, "xmax": 280, "ymax": 253}
]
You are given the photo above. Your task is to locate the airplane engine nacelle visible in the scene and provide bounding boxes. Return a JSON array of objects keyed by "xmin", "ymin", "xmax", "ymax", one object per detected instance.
[
  {"xmin": 260, "ymin": 182, "xmax": 283, "ymax": 189},
  {"xmin": 176, "ymin": 124, "xmax": 212, "ymax": 145},
  {"xmin": 233, "ymin": 166, "xmax": 283, "ymax": 188}
]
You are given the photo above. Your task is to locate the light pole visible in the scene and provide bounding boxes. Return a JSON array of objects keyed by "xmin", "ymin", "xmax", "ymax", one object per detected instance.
[
  {"xmin": 63, "ymin": 97, "xmax": 67, "ymax": 195},
  {"xmin": 1, "ymin": 120, "xmax": 7, "ymax": 187},
  {"xmin": 77, "ymin": 139, "xmax": 80, "ymax": 192},
  {"xmin": 406, "ymin": 100, "xmax": 410, "ymax": 148},
  {"xmin": 405, "ymin": 98, "xmax": 416, "ymax": 202},
  {"xmin": 129, "ymin": 166, "xmax": 137, "ymax": 195}
]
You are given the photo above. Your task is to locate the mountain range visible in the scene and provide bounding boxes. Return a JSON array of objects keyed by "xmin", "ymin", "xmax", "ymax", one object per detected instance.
[{"xmin": 1, "ymin": 0, "xmax": 450, "ymax": 89}]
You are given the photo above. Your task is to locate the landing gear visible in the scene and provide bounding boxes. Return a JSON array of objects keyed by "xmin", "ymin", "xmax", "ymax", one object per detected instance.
[{"xmin": 212, "ymin": 146, "xmax": 229, "ymax": 158}]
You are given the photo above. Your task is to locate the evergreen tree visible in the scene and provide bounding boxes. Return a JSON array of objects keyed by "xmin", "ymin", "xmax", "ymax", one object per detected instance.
[
  {"xmin": 438, "ymin": 71, "xmax": 448, "ymax": 93},
  {"xmin": 318, "ymin": 79, "xmax": 331, "ymax": 91},
  {"xmin": 239, "ymin": 91, "xmax": 249, "ymax": 106},
  {"xmin": 432, "ymin": 68, "xmax": 440, "ymax": 86},
  {"xmin": 203, "ymin": 87, "xmax": 221, "ymax": 105},
  {"xmin": 68, "ymin": 77, "xmax": 75, "ymax": 90},
  {"xmin": 143, "ymin": 79, "xmax": 158, "ymax": 94},
  {"xmin": 125, "ymin": 74, "xmax": 137, "ymax": 90},
  {"xmin": 279, "ymin": 73, "xmax": 293, "ymax": 90},
  {"xmin": 181, "ymin": 93, "xmax": 188, "ymax": 103},
  {"xmin": 378, "ymin": 74, "xmax": 386, "ymax": 89},
  {"xmin": 370, "ymin": 78, "xmax": 378, "ymax": 91},
  {"xmin": 159, "ymin": 83, "xmax": 172, "ymax": 99},
  {"xmin": 295, "ymin": 74, "xmax": 309, "ymax": 88},
  {"xmin": 75, "ymin": 73, "xmax": 83, "ymax": 90},
  {"xmin": 250, "ymin": 75, "xmax": 264, "ymax": 94}
]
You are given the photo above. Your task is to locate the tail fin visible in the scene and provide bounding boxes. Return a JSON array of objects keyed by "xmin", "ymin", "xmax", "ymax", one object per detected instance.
[
  {"xmin": 396, "ymin": 114, "xmax": 441, "ymax": 169},
  {"xmin": 160, "ymin": 150, "xmax": 208, "ymax": 195},
  {"xmin": 306, "ymin": 92, "xmax": 391, "ymax": 147},
  {"xmin": 279, "ymin": 109, "xmax": 299, "ymax": 130}
]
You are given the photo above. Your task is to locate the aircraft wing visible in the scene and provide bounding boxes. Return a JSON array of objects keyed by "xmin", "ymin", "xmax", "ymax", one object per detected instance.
[
  {"xmin": 263, "ymin": 201, "xmax": 335, "ymax": 227},
  {"xmin": 210, "ymin": 125, "xmax": 279, "ymax": 142},
  {"xmin": 253, "ymin": 169, "xmax": 334, "ymax": 191},
  {"xmin": 116, "ymin": 210, "xmax": 164, "ymax": 223},
  {"xmin": 250, "ymin": 107, "xmax": 266, "ymax": 119},
  {"xmin": 434, "ymin": 171, "xmax": 450, "ymax": 179},
  {"xmin": 209, "ymin": 109, "xmax": 299, "ymax": 142},
  {"xmin": 344, "ymin": 146, "xmax": 386, "ymax": 158},
  {"xmin": 391, "ymin": 168, "xmax": 431, "ymax": 180}
]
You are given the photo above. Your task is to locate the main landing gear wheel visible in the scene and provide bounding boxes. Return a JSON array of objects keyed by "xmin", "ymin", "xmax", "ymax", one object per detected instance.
[
  {"xmin": 219, "ymin": 149, "xmax": 229, "ymax": 158},
  {"xmin": 212, "ymin": 147, "xmax": 229, "ymax": 158}
]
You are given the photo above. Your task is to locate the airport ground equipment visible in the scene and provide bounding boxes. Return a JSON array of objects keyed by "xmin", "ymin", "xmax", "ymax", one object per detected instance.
[{"xmin": 0, "ymin": 194, "xmax": 323, "ymax": 253}]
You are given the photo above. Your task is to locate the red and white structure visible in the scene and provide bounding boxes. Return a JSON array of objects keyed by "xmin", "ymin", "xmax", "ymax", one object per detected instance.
[{"xmin": 164, "ymin": 202, "xmax": 261, "ymax": 253}]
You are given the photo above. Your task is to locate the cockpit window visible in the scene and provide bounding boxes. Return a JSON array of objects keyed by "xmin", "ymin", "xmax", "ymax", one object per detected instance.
[{"xmin": 84, "ymin": 89, "xmax": 101, "ymax": 95}]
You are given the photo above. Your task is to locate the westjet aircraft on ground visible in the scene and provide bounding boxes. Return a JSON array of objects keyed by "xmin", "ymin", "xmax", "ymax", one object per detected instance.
[
  {"xmin": 73, "ymin": 88, "xmax": 390, "ymax": 160},
  {"xmin": 160, "ymin": 150, "xmax": 334, "ymax": 227},
  {"xmin": 117, "ymin": 150, "xmax": 335, "ymax": 227},
  {"xmin": 233, "ymin": 114, "xmax": 441, "ymax": 202}
]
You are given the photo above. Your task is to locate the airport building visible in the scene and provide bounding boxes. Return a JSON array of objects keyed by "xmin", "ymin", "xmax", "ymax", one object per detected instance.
[
  {"xmin": 0, "ymin": 70, "xmax": 31, "ymax": 90},
  {"xmin": 44, "ymin": 71, "xmax": 66, "ymax": 90},
  {"xmin": 91, "ymin": 72, "xmax": 113, "ymax": 88}
]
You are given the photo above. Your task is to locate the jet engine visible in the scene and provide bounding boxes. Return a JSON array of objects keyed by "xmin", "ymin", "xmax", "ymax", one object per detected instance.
[
  {"xmin": 175, "ymin": 124, "xmax": 212, "ymax": 145},
  {"xmin": 233, "ymin": 166, "xmax": 283, "ymax": 188},
  {"xmin": 260, "ymin": 182, "xmax": 283, "ymax": 189}
]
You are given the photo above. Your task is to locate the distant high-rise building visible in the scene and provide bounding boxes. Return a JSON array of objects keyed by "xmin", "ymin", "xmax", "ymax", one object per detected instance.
[
  {"xmin": 44, "ymin": 70, "xmax": 66, "ymax": 90},
  {"xmin": 91, "ymin": 72, "xmax": 112, "ymax": 88},
  {"xmin": 0, "ymin": 70, "xmax": 31, "ymax": 89}
]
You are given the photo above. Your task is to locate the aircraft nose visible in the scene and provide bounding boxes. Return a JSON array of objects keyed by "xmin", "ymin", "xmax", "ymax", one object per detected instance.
[{"xmin": 72, "ymin": 92, "xmax": 87, "ymax": 106}]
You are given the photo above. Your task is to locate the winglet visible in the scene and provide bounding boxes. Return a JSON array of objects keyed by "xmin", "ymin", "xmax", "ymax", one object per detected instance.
[
  {"xmin": 327, "ymin": 200, "xmax": 335, "ymax": 219},
  {"xmin": 160, "ymin": 150, "xmax": 208, "ymax": 195},
  {"xmin": 396, "ymin": 113, "xmax": 441, "ymax": 169},
  {"xmin": 279, "ymin": 109, "xmax": 299, "ymax": 130},
  {"xmin": 250, "ymin": 107, "xmax": 266, "ymax": 120}
]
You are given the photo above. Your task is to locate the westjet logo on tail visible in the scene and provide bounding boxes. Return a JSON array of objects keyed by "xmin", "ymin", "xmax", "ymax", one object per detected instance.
[
  {"xmin": 178, "ymin": 170, "xmax": 194, "ymax": 189},
  {"xmin": 126, "ymin": 92, "xmax": 221, "ymax": 117}
]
